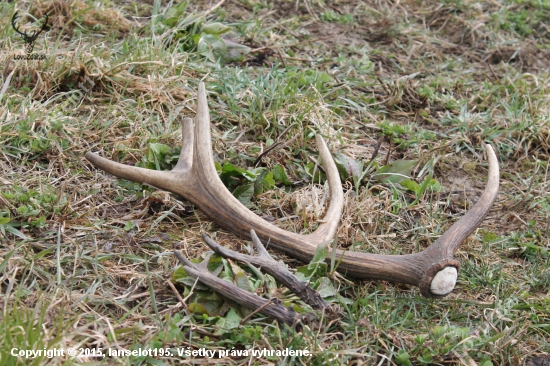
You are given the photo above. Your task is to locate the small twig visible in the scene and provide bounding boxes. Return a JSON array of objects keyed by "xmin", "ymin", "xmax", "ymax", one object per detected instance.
[
  {"xmin": 383, "ymin": 139, "xmax": 392, "ymax": 166},
  {"xmin": 276, "ymin": 48, "xmax": 287, "ymax": 68},
  {"xmin": 486, "ymin": 63, "xmax": 502, "ymax": 86},
  {"xmin": 240, "ymin": 298, "xmax": 273, "ymax": 325},
  {"xmin": 368, "ymin": 136, "xmax": 385, "ymax": 165},
  {"xmin": 377, "ymin": 76, "xmax": 392, "ymax": 95},
  {"xmin": 253, "ymin": 123, "xmax": 297, "ymax": 167},
  {"xmin": 182, "ymin": 276, "xmax": 200, "ymax": 305},
  {"xmin": 204, "ymin": 0, "xmax": 226, "ymax": 16},
  {"xmin": 166, "ymin": 280, "xmax": 189, "ymax": 310},
  {"xmin": 250, "ymin": 36, "xmax": 333, "ymax": 53}
]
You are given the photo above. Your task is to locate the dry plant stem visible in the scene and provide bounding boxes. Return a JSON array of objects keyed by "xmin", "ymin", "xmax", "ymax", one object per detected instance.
[
  {"xmin": 202, "ymin": 230, "xmax": 328, "ymax": 310},
  {"xmin": 166, "ymin": 280, "xmax": 189, "ymax": 310},
  {"xmin": 173, "ymin": 251, "xmax": 299, "ymax": 327},
  {"xmin": 85, "ymin": 82, "xmax": 500, "ymax": 298}
]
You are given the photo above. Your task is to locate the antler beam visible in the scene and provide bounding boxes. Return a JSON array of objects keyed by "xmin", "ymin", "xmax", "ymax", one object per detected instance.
[{"xmin": 85, "ymin": 82, "xmax": 499, "ymax": 297}]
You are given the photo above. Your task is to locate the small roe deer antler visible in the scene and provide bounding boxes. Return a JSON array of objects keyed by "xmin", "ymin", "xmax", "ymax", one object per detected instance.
[{"xmin": 85, "ymin": 82, "xmax": 499, "ymax": 297}]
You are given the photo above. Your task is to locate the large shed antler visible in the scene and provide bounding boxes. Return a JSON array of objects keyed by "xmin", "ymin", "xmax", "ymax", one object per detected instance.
[
  {"xmin": 11, "ymin": 11, "xmax": 49, "ymax": 54},
  {"xmin": 85, "ymin": 82, "xmax": 499, "ymax": 297}
]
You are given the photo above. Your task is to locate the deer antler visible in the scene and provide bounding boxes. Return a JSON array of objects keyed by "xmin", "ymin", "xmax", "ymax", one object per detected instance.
[
  {"xmin": 85, "ymin": 82, "xmax": 499, "ymax": 297},
  {"xmin": 174, "ymin": 230, "xmax": 338, "ymax": 328}
]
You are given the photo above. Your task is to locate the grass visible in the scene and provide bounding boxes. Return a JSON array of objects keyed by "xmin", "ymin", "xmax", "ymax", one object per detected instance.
[{"xmin": 1, "ymin": 0, "xmax": 549, "ymax": 365}]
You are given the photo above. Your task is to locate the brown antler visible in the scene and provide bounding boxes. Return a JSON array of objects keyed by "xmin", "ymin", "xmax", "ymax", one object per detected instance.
[
  {"xmin": 85, "ymin": 82, "xmax": 499, "ymax": 297},
  {"xmin": 174, "ymin": 230, "xmax": 336, "ymax": 328}
]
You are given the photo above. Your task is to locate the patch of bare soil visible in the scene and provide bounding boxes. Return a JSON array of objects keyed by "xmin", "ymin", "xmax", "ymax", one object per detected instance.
[
  {"xmin": 486, "ymin": 44, "xmax": 550, "ymax": 72},
  {"xmin": 305, "ymin": 21, "xmax": 355, "ymax": 46},
  {"xmin": 526, "ymin": 355, "xmax": 550, "ymax": 366},
  {"xmin": 271, "ymin": 0, "xmax": 317, "ymax": 19}
]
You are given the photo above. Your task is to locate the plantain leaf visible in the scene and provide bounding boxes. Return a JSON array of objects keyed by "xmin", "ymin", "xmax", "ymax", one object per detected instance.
[
  {"xmin": 373, "ymin": 160, "xmax": 417, "ymax": 184},
  {"xmin": 232, "ymin": 183, "xmax": 254, "ymax": 207},
  {"xmin": 272, "ymin": 164, "xmax": 292, "ymax": 185},
  {"xmin": 333, "ymin": 152, "xmax": 363, "ymax": 182},
  {"xmin": 202, "ymin": 22, "xmax": 231, "ymax": 35},
  {"xmin": 401, "ymin": 179, "xmax": 421, "ymax": 194}
]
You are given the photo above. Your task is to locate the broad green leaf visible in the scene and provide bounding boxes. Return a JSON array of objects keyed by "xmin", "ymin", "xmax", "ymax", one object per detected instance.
[
  {"xmin": 272, "ymin": 164, "xmax": 292, "ymax": 185},
  {"xmin": 254, "ymin": 170, "xmax": 275, "ymax": 194},
  {"xmin": 189, "ymin": 291, "xmax": 227, "ymax": 316},
  {"xmin": 373, "ymin": 160, "xmax": 417, "ymax": 184},
  {"xmin": 214, "ymin": 308, "xmax": 242, "ymax": 335},
  {"xmin": 401, "ymin": 179, "xmax": 421, "ymax": 194},
  {"xmin": 202, "ymin": 22, "xmax": 231, "ymax": 35},
  {"xmin": 206, "ymin": 254, "xmax": 224, "ymax": 275},
  {"xmin": 310, "ymin": 239, "xmax": 330, "ymax": 265},
  {"xmin": 229, "ymin": 261, "xmax": 252, "ymax": 292},
  {"xmin": 333, "ymin": 152, "xmax": 363, "ymax": 181},
  {"xmin": 296, "ymin": 262, "xmax": 328, "ymax": 279},
  {"xmin": 162, "ymin": 3, "xmax": 190, "ymax": 27},
  {"xmin": 426, "ymin": 178, "xmax": 441, "ymax": 192},
  {"xmin": 315, "ymin": 277, "xmax": 337, "ymax": 298},
  {"xmin": 232, "ymin": 184, "xmax": 254, "ymax": 207},
  {"xmin": 197, "ymin": 33, "xmax": 227, "ymax": 63},
  {"xmin": 189, "ymin": 302, "xmax": 208, "ymax": 315},
  {"xmin": 222, "ymin": 39, "xmax": 250, "ymax": 63},
  {"xmin": 171, "ymin": 266, "xmax": 199, "ymax": 287},
  {"xmin": 219, "ymin": 162, "xmax": 249, "ymax": 189}
]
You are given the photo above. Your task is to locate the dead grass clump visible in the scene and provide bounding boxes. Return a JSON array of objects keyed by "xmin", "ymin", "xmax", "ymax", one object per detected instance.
[
  {"xmin": 31, "ymin": 0, "xmax": 131, "ymax": 37},
  {"xmin": 293, "ymin": 184, "xmax": 328, "ymax": 222},
  {"xmin": 357, "ymin": 19, "xmax": 398, "ymax": 45},
  {"xmin": 379, "ymin": 78, "xmax": 429, "ymax": 113},
  {"xmin": 2, "ymin": 54, "xmax": 99, "ymax": 101},
  {"xmin": 337, "ymin": 187, "xmax": 379, "ymax": 246}
]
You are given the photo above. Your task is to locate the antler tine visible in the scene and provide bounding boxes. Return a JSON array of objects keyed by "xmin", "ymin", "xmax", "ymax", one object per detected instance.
[
  {"xmin": 84, "ymin": 116, "xmax": 194, "ymax": 191},
  {"xmin": 430, "ymin": 144, "xmax": 499, "ymax": 251},
  {"xmin": 83, "ymin": 151, "xmax": 186, "ymax": 194},
  {"xmin": 85, "ymin": 83, "xmax": 499, "ymax": 297},
  {"xmin": 415, "ymin": 144, "xmax": 499, "ymax": 297}
]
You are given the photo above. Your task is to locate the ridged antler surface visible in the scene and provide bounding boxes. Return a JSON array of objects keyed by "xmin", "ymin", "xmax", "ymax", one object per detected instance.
[{"xmin": 85, "ymin": 82, "xmax": 499, "ymax": 297}]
